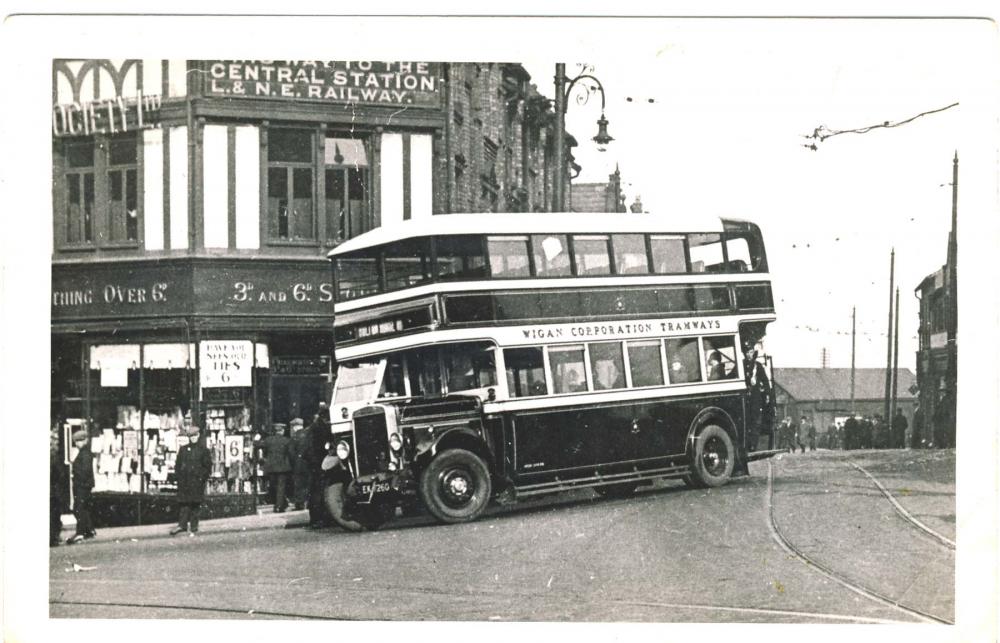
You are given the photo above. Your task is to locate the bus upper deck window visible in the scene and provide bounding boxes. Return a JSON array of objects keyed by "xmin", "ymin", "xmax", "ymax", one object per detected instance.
[
  {"xmin": 488, "ymin": 236, "xmax": 531, "ymax": 278},
  {"xmin": 687, "ymin": 233, "xmax": 725, "ymax": 273},
  {"xmin": 612, "ymin": 234, "xmax": 650, "ymax": 275},
  {"xmin": 437, "ymin": 236, "xmax": 487, "ymax": 280},
  {"xmin": 650, "ymin": 236, "xmax": 686, "ymax": 274},
  {"xmin": 384, "ymin": 238, "xmax": 431, "ymax": 292},
  {"xmin": 572, "ymin": 235, "xmax": 612, "ymax": 276},
  {"xmin": 336, "ymin": 254, "xmax": 380, "ymax": 301},
  {"xmin": 723, "ymin": 221, "xmax": 768, "ymax": 272},
  {"xmin": 531, "ymin": 234, "xmax": 571, "ymax": 276}
]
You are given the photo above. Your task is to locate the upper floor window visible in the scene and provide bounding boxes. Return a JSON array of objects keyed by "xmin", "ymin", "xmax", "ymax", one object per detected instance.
[
  {"xmin": 64, "ymin": 140, "xmax": 95, "ymax": 245},
  {"xmin": 325, "ymin": 135, "xmax": 371, "ymax": 242},
  {"xmin": 108, "ymin": 134, "xmax": 138, "ymax": 243},
  {"xmin": 612, "ymin": 234, "xmax": 649, "ymax": 275},
  {"xmin": 268, "ymin": 129, "xmax": 314, "ymax": 241}
]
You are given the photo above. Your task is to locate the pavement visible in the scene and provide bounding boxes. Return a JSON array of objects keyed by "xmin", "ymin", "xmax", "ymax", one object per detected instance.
[{"xmin": 55, "ymin": 504, "xmax": 312, "ymax": 546}]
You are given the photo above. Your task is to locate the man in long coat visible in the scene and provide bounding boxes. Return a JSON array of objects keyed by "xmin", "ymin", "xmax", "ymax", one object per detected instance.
[
  {"xmin": 65, "ymin": 429, "xmax": 94, "ymax": 545},
  {"xmin": 171, "ymin": 425, "xmax": 212, "ymax": 536},
  {"xmin": 305, "ymin": 404, "xmax": 333, "ymax": 528},
  {"xmin": 260, "ymin": 424, "xmax": 293, "ymax": 513}
]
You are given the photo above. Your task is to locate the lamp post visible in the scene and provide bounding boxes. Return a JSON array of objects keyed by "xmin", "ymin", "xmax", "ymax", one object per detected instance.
[{"xmin": 553, "ymin": 63, "xmax": 613, "ymax": 212}]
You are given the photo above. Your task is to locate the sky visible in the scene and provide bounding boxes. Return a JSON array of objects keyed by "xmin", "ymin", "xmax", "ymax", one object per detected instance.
[{"xmin": 523, "ymin": 18, "xmax": 997, "ymax": 370}]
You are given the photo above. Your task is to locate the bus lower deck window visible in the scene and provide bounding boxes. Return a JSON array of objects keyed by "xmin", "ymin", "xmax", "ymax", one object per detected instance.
[
  {"xmin": 548, "ymin": 345, "xmax": 588, "ymax": 394},
  {"xmin": 703, "ymin": 336, "xmax": 739, "ymax": 381},
  {"xmin": 665, "ymin": 338, "xmax": 701, "ymax": 384},
  {"xmin": 504, "ymin": 347, "xmax": 547, "ymax": 397},
  {"xmin": 627, "ymin": 340, "xmax": 665, "ymax": 387},
  {"xmin": 589, "ymin": 342, "xmax": 626, "ymax": 390}
]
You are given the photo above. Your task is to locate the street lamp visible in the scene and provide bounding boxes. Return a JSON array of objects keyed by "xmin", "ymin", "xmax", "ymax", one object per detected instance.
[{"xmin": 553, "ymin": 63, "xmax": 613, "ymax": 212}]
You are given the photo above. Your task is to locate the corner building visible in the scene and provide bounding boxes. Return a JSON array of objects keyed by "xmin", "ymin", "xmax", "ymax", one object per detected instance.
[{"xmin": 50, "ymin": 60, "xmax": 572, "ymax": 525}]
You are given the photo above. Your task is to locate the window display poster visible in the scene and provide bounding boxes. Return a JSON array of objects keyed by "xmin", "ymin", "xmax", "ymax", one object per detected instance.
[
  {"xmin": 224, "ymin": 435, "xmax": 244, "ymax": 466},
  {"xmin": 101, "ymin": 359, "xmax": 128, "ymax": 387},
  {"xmin": 199, "ymin": 340, "xmax": 253, "ymax": 388},
  {"xmin": 123, "ymin": 430, "xmax": 138, "ymax": 456}
]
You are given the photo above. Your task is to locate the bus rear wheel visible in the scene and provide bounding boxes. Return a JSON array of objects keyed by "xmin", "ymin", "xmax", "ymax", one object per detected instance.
[
  {"xmin": 689, "ymin": 424, "xmax": 735, "ymax": 488},
  {"xmin": 419, "ymin": 449, "xmax": 492, "ymax": 524}
]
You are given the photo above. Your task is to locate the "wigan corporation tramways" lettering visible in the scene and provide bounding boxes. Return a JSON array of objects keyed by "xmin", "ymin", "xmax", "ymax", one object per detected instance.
[{"xmin": 521, "ymin": 318, "xmax": 722, "ymax": 341}]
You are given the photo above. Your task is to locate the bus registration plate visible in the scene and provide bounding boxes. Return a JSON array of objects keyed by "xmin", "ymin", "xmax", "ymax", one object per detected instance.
[{"xmin": 360, "ymin": 480, "xmax": 392, "ymax": 496}]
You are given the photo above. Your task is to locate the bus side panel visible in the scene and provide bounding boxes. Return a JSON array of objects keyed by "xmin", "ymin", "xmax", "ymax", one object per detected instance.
[{"xmin": 509, "ymin": 392, "xmax": 746, "ymax": 485}]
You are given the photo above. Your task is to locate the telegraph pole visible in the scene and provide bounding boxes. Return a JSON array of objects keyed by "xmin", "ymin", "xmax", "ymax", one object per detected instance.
[
  {"xmin": 891, "ymin": 287, "xmax": 901, "ymax": 428},
  {"xmin": 883, "ymin": 248, "xmax": 895, "ymax": 421},
  {"xmin": 850, "ymin": 306, "xmax": 856, "ymax": 414}
]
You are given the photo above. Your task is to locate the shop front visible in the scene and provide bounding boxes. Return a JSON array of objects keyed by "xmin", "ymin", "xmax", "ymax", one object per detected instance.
[{"xmin": 51, "ymin": 258, "xmax": 334, "ymax": 526}]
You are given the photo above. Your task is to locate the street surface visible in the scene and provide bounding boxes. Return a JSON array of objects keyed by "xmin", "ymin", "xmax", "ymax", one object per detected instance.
[{"xmin": 50, "ymin": 449, "xmax": 955, "ymax": 623}]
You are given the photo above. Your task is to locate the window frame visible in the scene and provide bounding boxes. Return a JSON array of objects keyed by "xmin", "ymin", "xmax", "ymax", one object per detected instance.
[
  {"xmin": 55, "ymin": 133, "xmax": 144, "ymax": 252},
  {"xmin": 324, "ymin": 132, "xmax": 372, "ymax": 244},
  {"xmin": 266, "ymin": 127, "xmax": 318, "ymax": 245}
]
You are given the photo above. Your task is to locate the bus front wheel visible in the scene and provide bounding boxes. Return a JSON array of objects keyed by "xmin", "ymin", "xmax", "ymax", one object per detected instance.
[
  {"xmin": 419, "ymin": 449, "xmax": 492, "ymax": 524},
  {"xmin": 689, "ymin": 424, "xmax": 735, "ymax": 488}
]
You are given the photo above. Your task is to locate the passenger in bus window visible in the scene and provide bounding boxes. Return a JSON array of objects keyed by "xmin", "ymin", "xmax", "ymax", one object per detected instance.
[
  {"xmin": 707, "ymin": 351, "xmax": 727, "ymax": 380},
  {"xmin": 704, "ymin": 337, "xmax": 739, "ymax": 380},
  {"xmin": 664, "ymin": 338, "xmax": 700, "ymax": 383}
]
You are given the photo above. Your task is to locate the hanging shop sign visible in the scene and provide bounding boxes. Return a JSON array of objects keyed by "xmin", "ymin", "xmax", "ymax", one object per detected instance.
[
  {"xmin": 272, "ymin": 356, "xmax": 331, "ymax": 377},
  {"xmin": 205, "ymin": 61, "xmax": 442, "ymax": 107},
  {"xmin": 199, "ymin": 340, "xmax": 253, "ymax": 388},
  {"xmin": 53, "ymin": 92, "xmax": 162, "ymax": 137}
]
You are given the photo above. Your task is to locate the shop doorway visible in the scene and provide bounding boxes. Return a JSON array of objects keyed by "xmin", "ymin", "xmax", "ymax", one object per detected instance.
[{"xmin": 271, "ymin": 377, "xmax": 325, "ymax": 425}]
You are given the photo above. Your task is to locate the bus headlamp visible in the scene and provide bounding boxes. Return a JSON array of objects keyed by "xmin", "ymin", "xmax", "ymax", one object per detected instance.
[
  {"xmin": 388, "ymin": 432, "xmax": 403, "ymax": 452},
  {"xmin": 336, "ymin": 441, "xmax": 351, "ymax": 460}
]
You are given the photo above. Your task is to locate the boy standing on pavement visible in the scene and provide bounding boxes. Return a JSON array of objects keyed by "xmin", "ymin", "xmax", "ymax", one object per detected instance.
[{"xmin": 171, "ymin": 424, "xmax": 212, "ymax": 536}]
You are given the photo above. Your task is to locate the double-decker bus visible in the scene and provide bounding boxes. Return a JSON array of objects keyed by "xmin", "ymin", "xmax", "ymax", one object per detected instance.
[{"xmin": 321, "ymin": 213, "xmax": 777, "ymax": 530}]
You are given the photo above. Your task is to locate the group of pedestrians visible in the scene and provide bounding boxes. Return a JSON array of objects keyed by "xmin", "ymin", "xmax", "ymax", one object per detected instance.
[
  {"xmin": 775, "ymin": 416, "xmax": 816, "ymax": 453},
  {"xmin": 837, "ymin": 410, "xmax": 908, "ymax": 450},
  {"xmin": 51, "ymin": 403, "xmax": 339, "ymax": 546},
  {"xmin": 253, "ymin": 404, "xmax": 336, "ymax": 528}
]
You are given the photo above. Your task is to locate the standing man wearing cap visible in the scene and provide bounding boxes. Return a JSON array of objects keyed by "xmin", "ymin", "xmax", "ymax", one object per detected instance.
[
  {"xmin": 170, "ymin": 425, "xmax": 212, "ymax": 536},
  {"xmin": 289, "ymin": 418, "xmax": 310, "ymax": 511},
  {"xmin": 66, "ymin": 428, "xmax": 96, "ymax": 545}
]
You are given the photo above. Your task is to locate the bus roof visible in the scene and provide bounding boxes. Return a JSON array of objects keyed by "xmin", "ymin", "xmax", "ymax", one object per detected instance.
[{"xmin": 329, "ymin": 212, "xmax": 733, "ymax": 257}]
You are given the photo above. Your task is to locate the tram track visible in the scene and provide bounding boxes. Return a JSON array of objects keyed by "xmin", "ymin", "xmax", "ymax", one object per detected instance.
[
  {"xmin": 847, "ymin": 460, "xmax": 956, "ymax": 550},
  {"xmin": 765, "ymin": 461, "xmax": 953, "ymax": 625}
]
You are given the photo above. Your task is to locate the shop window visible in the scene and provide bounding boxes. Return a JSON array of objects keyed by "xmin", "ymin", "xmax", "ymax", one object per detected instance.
[
  {"xmin": 108, "ymin": 134, "xmax": 139, "ymax": 243},
  {"xmin": 504, "ymin": 347, "xmax": 547, "ymax": 397},
  {"xmin": 325, "ymin": 135, "xmax": 370, "ymax": 242},
  {"xmin": 268, "ymin": 129, "xmax": 314, "ymax": 241},
  {"xmin": 549, "ymin": 345, "xmax": 588, "ymax": 394},
  {"xmin": 531, "ymin": 234, "xmax": 571, "ymax": 277},
  {"xmin": 664, "ymin": 337, "xmax": 701, "ymax": 384},
  {"xmin": 589, "ymin": 342, "xmax": 626, "ymax": 390},
  {"xmin": 64, "ymin": 140, "xmax": 95, "ymax": 244},
  {"xmin": 488, "ymin": 236, "xmax": 531, "ymax": 277},
  {"xmin": 572, "ymin": 235, "xmax": 612, "ymax": 275},
  {"xmin": 627, "ymin": 340, "xmax": 665, "ymax": 387},
  {"xmin": 703, "ymin": 336, "xmax": 739, "ymax": 381},
  {"xmin": 650, "ymin": 235, "xmax": 686, "ymax": 273},
  {"xmin": 612, "ymin": 234, "xmax": 649, "ymax": 275}
]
